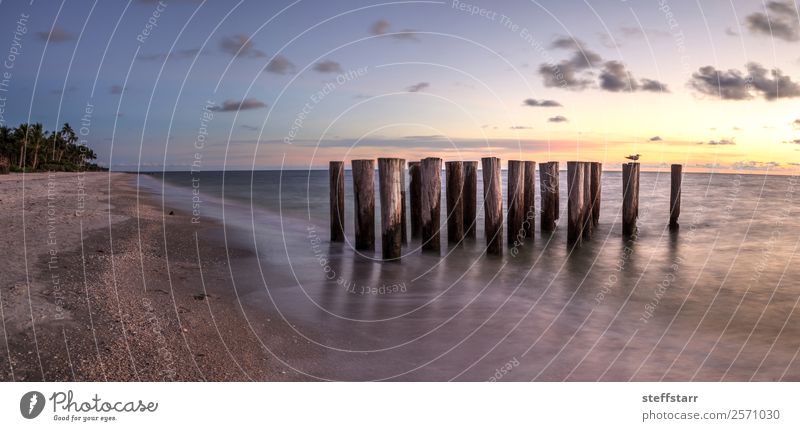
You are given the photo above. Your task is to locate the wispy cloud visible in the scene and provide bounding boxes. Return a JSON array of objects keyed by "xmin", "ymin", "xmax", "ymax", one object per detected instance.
[
  {"xmin": 548, "ymin": 116, "xmax": 568, "ymax": 123},
  {"xmin": 110, "ymin": 85, "xmax": 125, "ymax": 95},
  {"xmin": 522, "ymin": 98, "xmax": 562, "ymax": 107},
  {"xmin": 698, "ymin": 139, "xmax": 736, "ymax": 145},
  {"xmin": 733, "ymin": 160, "xmax": 781, "ymax": 170},
  {"xmin": 369, "ymin": 19, "xmax": 419, "ymax": 41},
  {"xmin": 406, "ymin": 82, "xmax": 429, "ymax": 92},
  {"xmin": 209, "ymin": 98, "xmax": 267, "ymax": 112},
  {"xmin": 403, "ymin": 135, "xmax": 446, "ymax": 139},
  {"xmin": 312, "ymin": 60, "xmax": 343, "ymax": 73},
  {"xmin": 36, "ymin": 26, "xmax": 75, "ymax": 43},
  {"xmin": 264, "ymin": 55, "xmax": 295, "ymax": 75},
  {"xmin": 219, "ymin": 34, "xmax": 265, "ymax": 58},
  {"xmin": 138, "ymin": 48, "xmax": 200, "ymax": 62},
  {"xmin": 649, "ymin": 136, "xmax": 663, "ymax": 142},
  {"xmin": 510, "ymin": 126, "xmax": 533, "ymax": 129}
]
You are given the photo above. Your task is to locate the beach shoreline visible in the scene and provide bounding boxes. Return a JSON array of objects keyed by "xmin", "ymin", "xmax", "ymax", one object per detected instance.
[{"xmin": 0, "ymin": 172, "xmax": 316, "ymax": 381}]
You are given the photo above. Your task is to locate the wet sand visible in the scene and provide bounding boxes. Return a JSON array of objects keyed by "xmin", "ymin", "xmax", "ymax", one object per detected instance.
[{"xmin": 0, "ymin": 172, "xmax": 315, "ymax": 381}]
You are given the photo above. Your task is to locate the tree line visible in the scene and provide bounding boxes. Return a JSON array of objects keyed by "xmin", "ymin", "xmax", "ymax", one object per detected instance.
[{"xmin": 0, "ymin": 122, "xmax": 104, "ymax": 174}]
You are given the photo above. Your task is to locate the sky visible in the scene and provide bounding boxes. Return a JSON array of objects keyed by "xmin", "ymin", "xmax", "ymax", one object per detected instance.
[{"xmin": 0, "ymin": 0, "xmax": 799, "ymax": 173}]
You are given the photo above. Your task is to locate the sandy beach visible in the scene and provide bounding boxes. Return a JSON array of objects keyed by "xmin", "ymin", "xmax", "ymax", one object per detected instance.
[{"xmin": 0, "ymin": 172, "xmax": 315, "ymax": 381}]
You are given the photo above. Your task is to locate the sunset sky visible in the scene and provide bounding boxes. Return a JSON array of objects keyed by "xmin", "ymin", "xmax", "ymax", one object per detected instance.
[{"xmin": 1, "ymin": 0, "xmax": 799, "ymax": 172}]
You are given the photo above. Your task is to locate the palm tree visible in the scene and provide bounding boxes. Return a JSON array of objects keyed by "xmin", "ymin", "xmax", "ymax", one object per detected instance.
[
  {"xmin": 29, "ymin": 123, "xmax": 45, "ymax": 171},
  {"xmin": 14, "ymin": 124, "xmax": 29, "ymax": 169}
]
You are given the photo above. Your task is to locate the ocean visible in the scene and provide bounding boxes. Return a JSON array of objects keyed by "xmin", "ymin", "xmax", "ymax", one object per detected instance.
[{"xmin": 139, "ymin": 169, "xmax": 800, "ymax": 381}]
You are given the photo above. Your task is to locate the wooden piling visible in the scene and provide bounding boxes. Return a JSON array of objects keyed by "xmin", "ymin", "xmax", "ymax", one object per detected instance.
[
  {"xmin": 352, "ymin": 159, "xmax": 375, "ymax": 251},
  {"xmin": 567, "ymin": 161, "xmax": 585, "ymax": 246},
  {"xmin": 446, "ymin": 161, "xmax": 465, "ymax": 244},
  {"xmin": 329, "ymin": 161, "xmax": 345, "ymax": 242},
  {"xmin": 622, "ymin": 162, "xmax": 640, "ymax": 237},
  {"xmin": 582, "ymin": 162, "xmax": 593, "ymax": 240},
  {"xmin": 408, "ymin": 161, "xmax": 422, "ymax": 238},
  {"xmin": 482, "ymin": 157, "xmax": 503, "ymax": 255},
  {"xmin": 507, "ymin": 160, "xmax": 525, "ymax": 246},
  {"xmin": 523, "ymin": 161, "xmax": 536, "ymax": 240},
  {"xmin": 670, "ymin": 164, "xmax": 682, "ymax": 230},
  {"xmin": 590, "ymin": 162, "xmax": 602, "ymax": 228},
  {"xmin": 539, "ymin": 161, "xmax": 559, "ymax": 231},
  {"xmin": 400, "ymin": 159, "xmax": 407, "ymax": 245},
  {"xmin": 463, "ymin": 161, "xmax": 478, "ymax": 239},
  {"xmin": 420, "ymin": 157, "xmax": 442, "ymax": 253},
  {"xmin": 378, "ymin": 158, "xmax": 404, "ymax": 260}
]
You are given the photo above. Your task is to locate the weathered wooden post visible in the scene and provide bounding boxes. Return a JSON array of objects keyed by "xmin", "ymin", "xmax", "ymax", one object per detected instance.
[
  {"xmin": 378, "ymin": 158, "xmax": 403, "ymax": 260},
  {"xmin": 590, "ymin": 162, "xmax": 602, "ymax": 228},
  {"xmin": 482, "ymin": 157, "xmax": 503, "ymax": 255},
  {"xmin": 463, "ymin": 161, "xmax": 478, "ymax": 239},
  {"xmin": 523, "ymin": 161, "xmax": 536, "ymax": 240},
  {"xmin": 622, "ymin": 162, "xmax": 640, "ymax": 236},
  {"xmin": 329, "ymin": 161, "xmax": 345, "ymax": 242},
  {"xmin": 670, "ymin": 164, "xmax": 682, "ymax": 230},
  {"xmin": 446, "ymin": 161, "xmax": 465, "ymax": 244},
  {"xmin": 420, "ymin": 157, "xmax": 442, "ymax": 253},
  {"xmin": 507, "ymin": 160, "xmax": 525, "ymax": 246},
  {"xmin": 400, "ymin": 159, "xmax": 407, "ymax": 245},
  {"xmin": 539, "ymin": 161, "xmax": 559, "ymax": 231},
  {"xmin": 408, "ymin": 161, "xmax": 422, "ymax": 238},
  {"xmin": 582, "ymin": 162, "xmax": 593, "ymax": 240},
  {"xmin": 567, "ymin": 161, "xmax": 585, "ymax": 246},
  {"xmin": 352, "ymin": 159, "xmax": 375, "ymax": 251}
]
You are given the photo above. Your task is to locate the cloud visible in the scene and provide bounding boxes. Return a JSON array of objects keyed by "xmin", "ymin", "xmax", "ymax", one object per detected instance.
[
  {"xmin": 549, "ymin": 36, "xmax": 583, "ymax": 50},
  {"xmin": 688, "ymin": 63, "xmax": 800, "ymax": 100},
  {"xmin": 618, "ymin": 26, "xmax": 671, "ymax": 40},
  {"xmin": 403, "ymin": 135, "xmax": 445, "ymax": 139},
  {"xmin": 313, "ymin": 60, "xmax": 343, "ymax": 73},
  {"xmin": 785, "ymin": 139, "xmax": 800, "ymax": 144},
  {"xmin": 793, "ymin": 119, "xmax": 800, "ymax": 128},
  {"xmin": 697, "ymin": 139, "xmax": 736, "ymax": 145},
  {"xmin": 745, "ymin": 1, "xmax": 800, "ymax": 42},
  {"xmin": 110, "ymin": 85, "xmax": 125, "ymax": 95},
  {"xmin": 264, "ymin": 55, "xmax": 295, "ymax": 75},
  {"xmin": 209, "ymin": 98, "xmax": 267, "ymax": 112},
  {"xmin": 537, "ymin": 37, "xmax": 600, "ymax": 90},
  {"xmin": 539, "ymin": 37, "xmax": 669, "ymax": 93},
  {"xmin": 649, "ymin": 136, "xmax": 663, "ymax": 142},
  {"xmin": 640, "ymin": 78, "xmax": 670, "ymax": 92},
  {"xmin": 522, "ymin": 98, "xmax": 562, "ymax": 107},
  {"xmin": 733, "ymin": 160, "xmax": 781, "ymax": 170},
  {"xmin": 219, "ymin": 35, "xmax": 265, "ymax": 58},
  {"xmin": 369, "ymin": 19, "xmax": 419, "ymax": 41},
  {"xmin": 240, "ymin": 124, "xmax": 260, "ymax": 131},
  {"xmin": 746, "ymin": 62, "xmax": 800, "ymax": 99},
  {"xmin": 725, "ymin": 27, "xmax": 739, "ymax": 37},
  {"xmin": 406, "ymin": 82, "xmax": 429, "ymax": 92},
  {"xmin": 51, "ymin": 86, "xmax": 77, "ymax": 95},
  {"xmin": 548, "ymin": 116, "xmax": 568, "ymax": 123},
  {"xmin": 36, "ymin": 26, "xmax": 75, "ymax": 43},
  {"xmin": 599, "ymin": 61, "xmax": 637, "ymax": 92},
  {"xmin": 138, "ymin": 48, "xmax": 200, "ymax": 62},
  {"xmin": 510, "ymin": 126, "xmax": 533, "ymax": 129},
  {"xmin": 370, "ymin": 19, "xmax": 391, "ymax": 35}
]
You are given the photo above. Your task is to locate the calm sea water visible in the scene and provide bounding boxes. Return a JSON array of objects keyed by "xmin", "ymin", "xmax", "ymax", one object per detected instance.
[{"xmin": 140, "ymin": 169, "xmax": 800, "ymax": 381}]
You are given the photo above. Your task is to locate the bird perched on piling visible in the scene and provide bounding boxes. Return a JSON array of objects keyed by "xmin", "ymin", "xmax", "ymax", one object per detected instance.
[{"xmin": 625, "ymin": 154, "xmax": 640, "ymax": 161}]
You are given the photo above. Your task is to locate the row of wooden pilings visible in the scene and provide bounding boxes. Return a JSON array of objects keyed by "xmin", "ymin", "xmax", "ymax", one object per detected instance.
[{"xmin": 330, "ymin": 159, "xmax": 683, "ymax": 261}]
